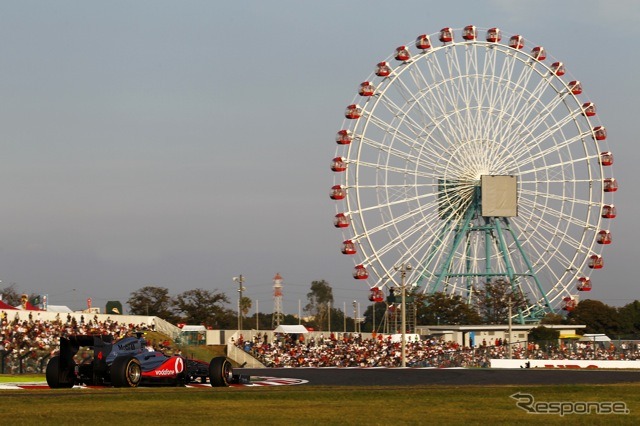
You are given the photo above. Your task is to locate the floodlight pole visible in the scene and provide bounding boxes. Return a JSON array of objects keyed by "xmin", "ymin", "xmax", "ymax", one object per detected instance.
[
  {"xmin": 234, "ymin": 275, "xmax": 245, "ymax": 332},
  {"xmin": 352, "ymin": 301, "xmax": 357, "ymax": 332},
  {"xmin": 395, "ymin": 263, "xmax": 412, "ymax": 368}
]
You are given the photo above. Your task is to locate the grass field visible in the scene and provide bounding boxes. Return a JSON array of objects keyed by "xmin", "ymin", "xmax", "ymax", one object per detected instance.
[{"xmin": 0, "ymin": 378, "xmax": 638, "ymax": 425}]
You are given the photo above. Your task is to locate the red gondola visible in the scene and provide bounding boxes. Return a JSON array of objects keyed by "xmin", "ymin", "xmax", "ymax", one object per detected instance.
[
  {"xmin": 601, "ymin": 204, "xmax": 616, "ymax": 219},
  {"xmin": 597, "ymin": 230, "xmax": 612, "ymax": 245},
  {"xmin": 588, "ymin": 254, "xmax": 604, "ymax": 269},
  {"xmin": 439, "ymin": 27, "xmax": 453, "ymax": 43},
  {"xmin": 486, "ymin": 27, "xmax": 501, "ymax": 42},
  {"xmin": 582, "ymin": 102, "xmax": 596, "ymax": 117},
  {"xmin": 375, "ymin": 61, "xmax": 392, "ymax": 77},
  {"xmin": 345, "ymin": 104, "xmax": 362, "ymax": 119},
  {"xmin": 568, "ymin": 81, "xmax": 582, "ymax": 95},
  {"xmin": 599, "ymin": 152, "xmax": 613, "ymax": 166},
  {"xmin": 359, "ymin": 81, "xmax": 375, "ymax": 97},
  {"xmin": 334, "ymin": 213, "xmax": 350, "ymax": 228},
  {"xmin": 331, "ymin": 157, "xmax": 346, "ymax": 172},
  {"xmin": 353, "ymin": 264, "xmax": 368, "ymax": 280},
  {"xmin": 551, "ymin": 62, "xmax": 565, "ymax": 76},
  {"xmin": 395, "ymin": 46, "xmax": 411, "ymax": 62},
  {"xmin": 369, "ymin": 287, "xmax": 384, "ymax": 303},
  {"xmin": 509, "ymin": 35, "xmax": 524, "ymax": 49},
  {"xmin": 342, "ymin": 240, "xmax": 356, "ymax": 255},
  {"xmin": 531, "ymin": 46, "xmax": 546, "ymax": 61},
  {"xmin": 603, "ymin": 178, "xmax": 618, "ymax": 193},
  {"xmin": 416, "ymin": 34, "xmax": 431, "ymax": 50},
  {"xmin": 462, "ymin": 25, "xmax": 476, "ymax": 40},
  {"xmin": 577, "ymin": 277, "xmax": 592, "ymax": 292},
  {"xmin": 593, "ymin": 126, "xmax": 607, "ymax": 141},
  {"xmin": 562, "ymin": 296, "xmax": 577, "ymax": 312},
  {"xmin": 336, "ymin": 129, "xmax": 353, "ymax": 145},
  {"xmin": 330, "ymin": 185, "xmax": 346, "ymax": 200}
]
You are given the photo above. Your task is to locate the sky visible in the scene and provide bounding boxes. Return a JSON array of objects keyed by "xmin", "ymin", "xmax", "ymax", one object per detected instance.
[{"xmin": 0, "ymin": 1, "xmax": 638, "ymax": 317}]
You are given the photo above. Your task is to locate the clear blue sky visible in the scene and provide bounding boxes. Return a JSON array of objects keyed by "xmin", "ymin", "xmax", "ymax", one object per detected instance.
[{"xmin": 0, "ymin": 1, "xmax": 637, "ymax": 315}]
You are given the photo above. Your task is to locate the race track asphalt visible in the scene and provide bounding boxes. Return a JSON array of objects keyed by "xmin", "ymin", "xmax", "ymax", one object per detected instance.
[{"xmin": 237, "ymin": 367, "xmax": 640, "ymax": 386}]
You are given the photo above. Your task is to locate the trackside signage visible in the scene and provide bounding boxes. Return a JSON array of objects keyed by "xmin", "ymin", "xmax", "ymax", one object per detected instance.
[{"xmin": 491, "ymin": 359, "xmax": 640, "ymax": 369}]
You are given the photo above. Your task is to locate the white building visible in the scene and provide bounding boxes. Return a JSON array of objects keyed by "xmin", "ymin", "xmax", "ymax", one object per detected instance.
[{"xmin": 416, "ymin": 324, "xmax": 586, "ymax": 348}]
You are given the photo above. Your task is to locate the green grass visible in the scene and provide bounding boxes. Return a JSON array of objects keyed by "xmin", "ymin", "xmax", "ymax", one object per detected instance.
[
  {"xmin": 0, "ymin": 374, "xmax": 43, "ymax": 383},
  {"xmin": 0, "ymin": 383, "xmax": 638, "ymax": 425}
]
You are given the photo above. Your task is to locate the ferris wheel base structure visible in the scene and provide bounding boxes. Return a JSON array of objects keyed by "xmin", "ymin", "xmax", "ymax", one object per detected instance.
[
  {"xmin": 330, "ymin": 26, "xmax": 617, "ymax": 323},
  {"xmin": 421, "ymin": 174, "xmax": 550, "ymax": 323}
]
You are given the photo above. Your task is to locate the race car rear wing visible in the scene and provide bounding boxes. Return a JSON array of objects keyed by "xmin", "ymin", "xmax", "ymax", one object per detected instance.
[{"xmin": 58, "ymin": 335, "xmax": 114, "ymax": 373}]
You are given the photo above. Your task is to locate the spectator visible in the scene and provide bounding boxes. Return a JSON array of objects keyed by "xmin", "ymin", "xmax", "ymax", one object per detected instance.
[{"xmin": 234, "ymin": 333, "xmax": 640, "ymax": 368}]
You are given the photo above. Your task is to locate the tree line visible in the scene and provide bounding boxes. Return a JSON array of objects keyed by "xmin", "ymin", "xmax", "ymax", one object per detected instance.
[{"xmin": 3, "ymin": 281, "xmax": 640, "ymax": 337}]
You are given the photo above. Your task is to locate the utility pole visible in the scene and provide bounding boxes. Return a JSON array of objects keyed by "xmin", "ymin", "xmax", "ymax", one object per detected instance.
[
  {"xmin": 508, "ymin": 295, "xmax": 513, "ymax": 359},
  {"xmin": 233, "ymin": 275, "xmax": 245, "ymax": 331}
]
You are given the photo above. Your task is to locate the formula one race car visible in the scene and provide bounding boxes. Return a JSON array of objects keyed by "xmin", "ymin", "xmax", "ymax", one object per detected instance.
[{"xmin": 46, "ymin": 333, "xmax": 240, "ymax": 388}]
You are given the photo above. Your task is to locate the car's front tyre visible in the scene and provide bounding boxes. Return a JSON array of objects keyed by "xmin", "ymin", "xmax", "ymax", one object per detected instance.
[{"xmin": 209, "ymin": 357, "xmax": 232, "ymax": 387}]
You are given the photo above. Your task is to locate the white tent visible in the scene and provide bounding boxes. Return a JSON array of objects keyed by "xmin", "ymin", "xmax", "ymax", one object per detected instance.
[
  {"xmin": 578, "ymin": 333, "xmax": 611, "ymax": 342},
  {"xmin": 273, "ymin": 325, "xmax": 309, "ymax": 334}
]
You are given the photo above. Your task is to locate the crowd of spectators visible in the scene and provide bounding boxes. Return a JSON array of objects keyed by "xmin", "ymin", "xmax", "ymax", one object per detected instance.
[
  {"xmin": 235, "ymin": 332, "xmax": 640, "ymax": 368},
  {"xmin": 5, "ymin": 307, "xmax": 640, "ymax": 373},
  {"xmin": 0, "ymin": 311, "xmax": 148, "ymax": 374}
]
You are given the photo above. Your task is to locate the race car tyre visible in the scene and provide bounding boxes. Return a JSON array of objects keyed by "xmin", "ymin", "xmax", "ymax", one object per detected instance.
[
  {"xmin": 45, "ymin": 355, "xmax": 75, "ymax": 388},
  {"xmin": 111, "ymin": 355, "xmax": 142, "ymax": 388},
  {"xmin": 209, "ymin": 356, "xmax": 232, "ymax": 387}
]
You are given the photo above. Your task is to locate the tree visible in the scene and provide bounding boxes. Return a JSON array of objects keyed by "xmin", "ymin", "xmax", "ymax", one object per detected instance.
[
  {"xmin": 328, "ymin": 306, "xmax": 347, "ymax": 332},
  {"xmin": 304, "ymin": 280, "xmax": 334, "ymax": 330},
  {"xmin": 245, "ymin": 310, "xmax": 274, "ymax": 331},
  {"xmin": 540, "ymin": 312, "xmax": 565, "ymax": 325},
  {"xmin": 127, "ymin": 286, "xmax": 177, "ymax": 322},
  {"xmin": 473, "ymin": 279, "xmax": 528, "ymax": 324},
  {"xmin": 528, "ymin": 325, "xmax": 560, "ymax": 345},
  {"xmin": 415, "ymin": 292, "xmax": 482, "ymax": 325},
  {"xmin": 239, "ymin": 296, "xmax": 252, "ymax": 316},
  {"xmin": 566, "ymin": 299, "xmax": 622, "ymax": 335},
  {"xmin": 174, "ymin": 288, "xmax": 232, "ymax": 328},
  {"xmin": 618, "ymin": 300, "xmax": 640, "ymax": 337},
  {"xmin": 0, "ymin": 283, "xmax": 21, "ymax": 306},
  {"xmin": 362, "ymin": 302, "xmax": 387, "ymax": 332}
]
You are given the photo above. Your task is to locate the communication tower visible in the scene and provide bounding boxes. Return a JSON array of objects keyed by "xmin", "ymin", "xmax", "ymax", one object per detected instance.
[{"xmin": 272, "ymin": 272, "xmax": 284, "ymax": 327}]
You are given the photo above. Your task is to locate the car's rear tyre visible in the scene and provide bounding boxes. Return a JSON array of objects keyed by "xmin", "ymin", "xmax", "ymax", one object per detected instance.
[
  {"xmin": 45, "ymin": 355, "xmax": 76, "ymax": 388},
  {"xmin": 209, "ymin": 357, "xmax": 232, "ymax": 387},
  {"xmin": 111, "ymin": 356, "xmax": 142, "ymax": 387}
]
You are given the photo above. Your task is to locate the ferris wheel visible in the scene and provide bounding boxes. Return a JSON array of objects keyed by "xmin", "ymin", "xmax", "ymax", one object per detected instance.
[{"xmin": 330, "ymin": 26, "xmax": 617, "ymax": 321}]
